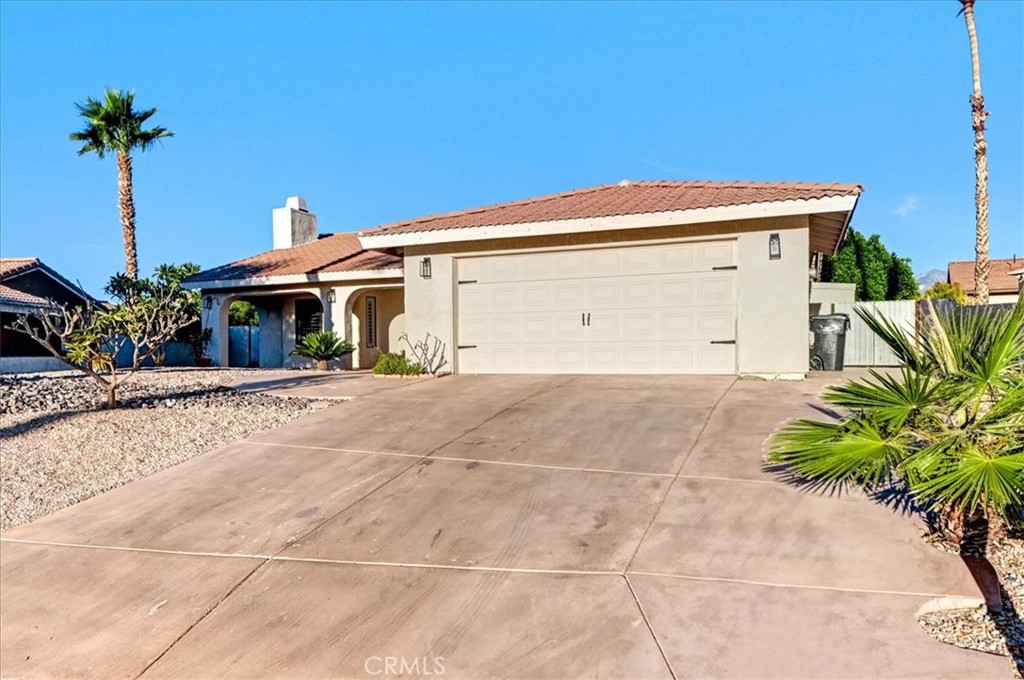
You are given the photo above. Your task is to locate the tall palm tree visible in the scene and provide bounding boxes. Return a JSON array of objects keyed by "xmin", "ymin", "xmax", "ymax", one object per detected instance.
[
  {"xmin": 769, "ymin": 300, "xmax": 1024, "ymax": 609},
  {"xmin": 70, "ymin": 89, "xmax": 174, "ymax": 279},
  {"xmin": 960, "ymin": 0, "xmax": 990, "ymax": 303}
]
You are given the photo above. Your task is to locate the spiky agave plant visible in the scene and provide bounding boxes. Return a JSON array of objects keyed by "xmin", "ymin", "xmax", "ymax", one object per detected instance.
[
  {"xmin": 769, "ymin": 300, "xmax": 1024, "ymax": 603},
  {"xmin": 290, "ymin": 331, "xmax": 355, "ymax": 370}
]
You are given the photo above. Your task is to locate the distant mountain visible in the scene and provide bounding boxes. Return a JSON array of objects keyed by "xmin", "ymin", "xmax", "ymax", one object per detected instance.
[{"xmin": 916, "ymin": 268, "xmax": 945, "ymax": 292}]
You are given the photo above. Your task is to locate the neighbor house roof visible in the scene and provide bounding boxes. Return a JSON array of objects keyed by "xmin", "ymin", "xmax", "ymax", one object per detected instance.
[
  {"xmin": 947, "ymin": 258, "xmax": 1023, "ymax": 295},
  {"xmin": 0, "ymin": 284, "xmax": 50, "ymax": 309},
  {"xmin": 0, "ymin": 258, "xmax": 42, "ymax": 279},
  {"xmin": 0, "ymin": 257, "xmax": 96, "ymax": 304},
  {"xmin": 186, "ymin": 232, "xmax": 403, "ymax": 286},
  {"xmin": 360, "ymin": 180, "xmax": 863, "ymax": 237}
]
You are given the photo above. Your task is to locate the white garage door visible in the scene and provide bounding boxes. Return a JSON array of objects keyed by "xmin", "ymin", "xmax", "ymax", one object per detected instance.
[{"xmin": 456, "ymin": 240, "xmax": 738, "ymax": 374}]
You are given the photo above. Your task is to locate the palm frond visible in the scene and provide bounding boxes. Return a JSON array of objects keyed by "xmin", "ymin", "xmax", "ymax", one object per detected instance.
[
  {"xmin": 823, "ymin": 367, "xmax": 938, "ymax": 428},
  {"xmin": 912, "ymin": 449, "xmax": 1024, "ymax": 519},
  {"xmin": 768, "ymin": 417, "xmax": 906, "ymax": 487},
  {"xmin": 70, "ymin": 88, "xmax": 173, "ymax": 157}
]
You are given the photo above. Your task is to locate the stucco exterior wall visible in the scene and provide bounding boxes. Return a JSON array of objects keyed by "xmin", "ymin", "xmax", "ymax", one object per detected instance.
[
  {"xmin": 988, "ymin": 293, "xmax": 1020, "ymax": 305},
  {"xmin": 0, "ymin": 356, "xmax": 71, "ymax": 374},
  {"xmin": 401, "ymin": 216, "xmax": 811, "ymax": 377},
  {"xmin": 736, "ymin": 226, "xmax": 810, "ymax": 377},
  {"xmin": 808, "ymin": 282, "xmax": 857, "ymax": 317}
]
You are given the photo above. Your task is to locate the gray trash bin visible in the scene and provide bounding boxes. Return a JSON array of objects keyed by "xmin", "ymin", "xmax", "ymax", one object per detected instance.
[{"xmin": 809, "ymin": 314, "xmax": 850, "ymax": 371}]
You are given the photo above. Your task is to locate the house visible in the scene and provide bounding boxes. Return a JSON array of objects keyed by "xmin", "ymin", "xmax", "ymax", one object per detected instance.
[
  {"xmin": 947, "ymin": 257, "xmax": 1022, "ymax": 304},
  {"xmin": 0, "ymin": 258, "xmax": 97, "ymax": 373},
  {"xmin": 185, "ymin": 181, "xmax": 863, "ymax": 377}
]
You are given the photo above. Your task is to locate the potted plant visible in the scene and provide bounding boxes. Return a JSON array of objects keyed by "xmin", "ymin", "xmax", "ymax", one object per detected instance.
[
  {"xmin": 187, "ymin": 327, "xmax": 213, "ymax": 367},
  {"xmin": 291, "ymin": 331, "xmax": 355, "ymax": 371}
]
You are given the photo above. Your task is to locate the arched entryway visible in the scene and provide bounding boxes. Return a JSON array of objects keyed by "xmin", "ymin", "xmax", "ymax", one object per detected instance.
[{"xmin": 343, "ymin": 286, "xmax": 404, "ymax": 370}]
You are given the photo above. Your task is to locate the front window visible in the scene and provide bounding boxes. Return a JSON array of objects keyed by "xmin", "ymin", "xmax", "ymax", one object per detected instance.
[{"xmin": 295, "ymin": 298, "xmax": 323, "ymax": 340}]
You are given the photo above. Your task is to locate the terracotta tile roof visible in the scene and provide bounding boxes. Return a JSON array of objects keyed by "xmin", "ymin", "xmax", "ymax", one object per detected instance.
[
  {"xmin": 188, "ymin": 232, "xmax": 403, "ymax": 283},
  {"xmin": 362, "ymin": 180, "xmax": 863, "ymax": 236},
  {"xmin": 948, "ymin": 258, "xmax": 1024, "ymax": 295},
  {"xmin": 0, "ymin": 257, "xmax": 97, "ymax": 303},
  {"xmin": 0, "ymin": 284, "xmax": 50, "ymax": 308},
  {"xmin": 0, "ymin": 258, "xmax": 40, "ymax": 279}
]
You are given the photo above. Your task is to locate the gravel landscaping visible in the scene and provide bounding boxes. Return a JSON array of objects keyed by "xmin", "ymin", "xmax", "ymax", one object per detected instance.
[
  {"xmin": 0, "ymin": 368, "xmax": 331, "ymax": 531},
  {"xmin": 919, "ymin": 537, "xmax": 1024, "ymax": 677}
]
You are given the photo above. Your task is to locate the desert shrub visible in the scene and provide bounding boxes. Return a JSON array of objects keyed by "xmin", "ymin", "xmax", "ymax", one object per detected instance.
[{"xmin": 372, "ymin": 351, "xmax": 422, "ymax": 376}]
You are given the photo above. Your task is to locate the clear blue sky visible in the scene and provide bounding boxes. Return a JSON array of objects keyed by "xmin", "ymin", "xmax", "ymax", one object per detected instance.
[{"xmin": 2, "ymin": 1, "xmax": 1022, "ymax": 295}]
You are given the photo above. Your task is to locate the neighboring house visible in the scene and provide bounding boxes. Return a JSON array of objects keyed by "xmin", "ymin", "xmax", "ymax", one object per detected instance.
[
  {"xmin": 186, "ymin": 180, "xmax": 862, "ymax": 377},
  {"xmin": 947, "ymin": 258, "xmax": 1022, "ymax": 304},
  {"xmin": 0, "ymin": 258, "xmax": 97, "ymax": 373}
]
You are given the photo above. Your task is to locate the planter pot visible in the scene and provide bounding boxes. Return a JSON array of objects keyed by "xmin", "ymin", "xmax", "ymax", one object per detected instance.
[
  {"xmin": 316, "ymin": 359, "xmax": 330, "ymax": 371},
  {"xmin": 195, "ymin": 357, "xmax": 213, "ymax": 368}
]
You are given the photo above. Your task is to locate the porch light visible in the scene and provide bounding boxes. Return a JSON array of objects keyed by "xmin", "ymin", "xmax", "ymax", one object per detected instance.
[
  {"xmin": 420, "ymin": 257, "xmax": 432, "ymax": 279},
  {"xmin": 326, "ymin": 289, "xmax": 336, "ymax": 303},
  {"xmin": 203, "ymin": 296, "xmax": 213, "ymax": 310},
  {"xmin": 769, "ymin": 233, "xmax": 781, "ymax": 260}
]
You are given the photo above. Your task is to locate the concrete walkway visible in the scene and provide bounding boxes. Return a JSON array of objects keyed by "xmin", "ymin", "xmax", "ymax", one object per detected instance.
[{"xmin": 0, "ymin": 374, "xmax": 1006, "ymax": 678}]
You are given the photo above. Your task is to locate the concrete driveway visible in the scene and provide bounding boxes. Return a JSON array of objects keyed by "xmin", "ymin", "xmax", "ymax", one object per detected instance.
[{"xmin": 0, "ymin": 374, "xmax": 1003, "ymax": 679}]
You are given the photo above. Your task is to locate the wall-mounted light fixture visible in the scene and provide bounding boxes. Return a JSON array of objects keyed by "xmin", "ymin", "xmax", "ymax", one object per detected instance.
[
  {"xmin": 769, "ymin": 233, "xmax": 781, "ymax": 260},
  {"xmin": 203, "ymin": 296, "xmax": 213, "ymax": 310},
  {"xmin": 326, "ymin": 288, "xmax": 336, "ymax": 303},
  {"xmin": 420, "ymin": 257, "xmax": 432, "ymax": 279}
]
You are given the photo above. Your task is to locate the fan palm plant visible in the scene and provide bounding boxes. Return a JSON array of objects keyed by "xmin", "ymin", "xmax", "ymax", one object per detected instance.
[
  {"xmin": 70, "ymin": 89, "xmax": 174, "ymax": 279},
  {"xmin": 291, "ymin": 331, "xmax": 356, "ymax": 370},
  {"xmin": 769, "ymin": 300, "xmax": 1024, "ymax": 607}
]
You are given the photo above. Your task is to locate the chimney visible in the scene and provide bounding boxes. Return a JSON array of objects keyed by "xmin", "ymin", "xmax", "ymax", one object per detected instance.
[{"xmin": 272, "ymin": 196, "xmax": 318, "ymax": 249}]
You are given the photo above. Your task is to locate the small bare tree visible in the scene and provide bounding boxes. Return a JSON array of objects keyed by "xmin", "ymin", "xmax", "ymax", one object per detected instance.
[
  {"xmin": 401, "ymin": 332, "xmax": 449, "ymax": 376},
  {"xmin": 9, "ymin": 273, "xmax": 197, "ymax": 409}
]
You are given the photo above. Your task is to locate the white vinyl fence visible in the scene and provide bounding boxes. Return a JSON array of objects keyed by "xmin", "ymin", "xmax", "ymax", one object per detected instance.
[{"xmin": 833, "ymin": 300, "xmax": 917, "ymax": 367}]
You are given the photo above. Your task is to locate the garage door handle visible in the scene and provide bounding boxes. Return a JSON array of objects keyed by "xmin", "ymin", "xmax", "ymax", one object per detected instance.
[
  {"xmin": 458, "ymin": 344, "xmax": 477, "ymax": 349},
  {"xmin": 710, "ymin": 340, "xmax": 736, "ymax": 345},
  {"xmin": 712, "ymin": 265, "xmax": 738, "ymax": 271},
  {"xmin": 587, "ymin": 312, "xmax": 591, "ymax": 326}
]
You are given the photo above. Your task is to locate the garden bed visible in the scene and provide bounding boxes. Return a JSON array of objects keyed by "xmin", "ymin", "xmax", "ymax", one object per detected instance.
[
  {"xmin": 919, "ymin": 537, "xmax": 1023, "ymax": 677},
  {"xmin": 0, "ymin": 368, "xmax": 330, "ymax": 530}
]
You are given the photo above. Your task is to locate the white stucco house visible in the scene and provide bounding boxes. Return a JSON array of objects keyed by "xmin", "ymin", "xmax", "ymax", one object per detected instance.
[{"xmin": 185, "ymin": 180, "xmax": 862, "ymax": 377}]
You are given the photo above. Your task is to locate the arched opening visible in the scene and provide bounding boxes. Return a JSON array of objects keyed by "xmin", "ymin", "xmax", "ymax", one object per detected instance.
[{"xmin": 343, "ymin": 286, "xmax": 404, "ymax": 370}]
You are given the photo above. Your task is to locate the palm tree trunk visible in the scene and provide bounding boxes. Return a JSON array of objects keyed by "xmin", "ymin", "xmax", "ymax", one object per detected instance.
[
  {"xmin": 116, "ymin": 151, "xmax": 139, "ymax": 279},
  {"xmin": 961, "ymin": 0, "xmax": 990, "ymax": 304},
  {"xmin": 958, "ymin": 507, "xmax": 1003, "ymax": 611}
]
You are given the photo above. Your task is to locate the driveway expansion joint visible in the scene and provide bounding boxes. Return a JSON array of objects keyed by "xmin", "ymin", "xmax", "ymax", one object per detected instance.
[
  {"xmin": 134, "ymin": 556, "xmax": 270, "ymax": 680},
  {"xmin": 624, "ymin": 573, "xmax": 678, "ymax": 680},
  {"xmin": 248, "ymin": 441, "xmax": 677, "ymax": 478},
  {"xmin": 622, "ymin": 377, "xmax": 738, "ymax": 573}
]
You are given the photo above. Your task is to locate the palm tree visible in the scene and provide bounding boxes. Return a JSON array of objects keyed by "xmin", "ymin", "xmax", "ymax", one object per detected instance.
[
  {"xmin": 960, "ymin": 0, "xmax": 991, "ymax": 303},
  {"xmin": 70, "ymin": 89, "xmax": 174, "ymax": 279},
  {"xmin": 769, "ymin": 299, "xmax": 1024, "ymax": 609}
]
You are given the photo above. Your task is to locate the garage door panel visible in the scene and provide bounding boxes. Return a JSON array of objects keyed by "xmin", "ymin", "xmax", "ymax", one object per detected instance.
[
  {"xmin": 697, "ymin": 309, "xmax": 736, "ymax": 339},
  {"xmin": 457, "ymin": 241, "xmax": 737, "ymax": 375},
  {"xmin": 553, "ymin": 282, "xmax": 585, "ymax": 307},
  {"xmin": 659, "ymin": 278, "xmax": 697, "ymax": 306},
  {"xmin": 522, "ymin": 284, "xmax": 551, "ymax": 310},
  {"xmin": 491, "ymin": 285, "xmax": 520, "ymax": 310},
  {"xmin": 697, "ymin": 241, "xmax": 736, "ymax": 268},
  {"xmin": 587, "ymin": 312, "xmax": 620, "ymax": 341},
  {"xmin": 585, "ymin": 249, "xmax": 621, "ymax": 277},
  {"xmin": 587, "ymin": 280, "xmax": 622, "ymax": 308}
]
